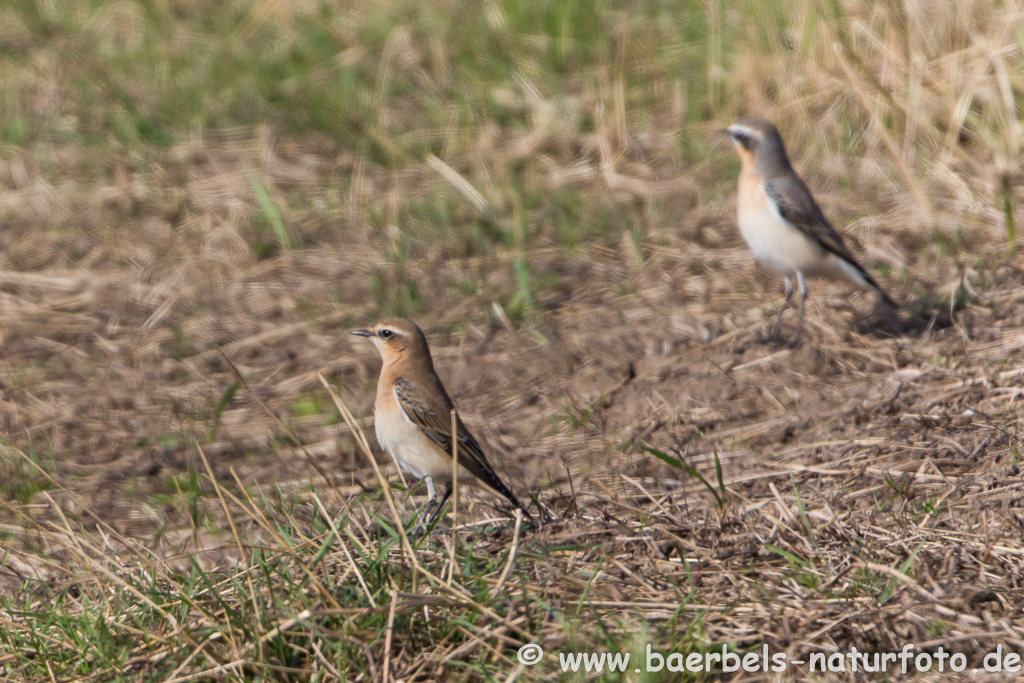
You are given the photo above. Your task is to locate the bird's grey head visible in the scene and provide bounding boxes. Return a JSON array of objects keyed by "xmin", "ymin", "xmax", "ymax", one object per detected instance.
[{"xmin": 724, "ymin": 116, "xmax": 792, "ymax": 174}]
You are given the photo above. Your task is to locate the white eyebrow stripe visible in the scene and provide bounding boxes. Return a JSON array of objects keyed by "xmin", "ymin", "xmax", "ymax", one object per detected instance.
[{"xmin": 727, "ymin": 124, "xmax": 759, "ymax": 138}]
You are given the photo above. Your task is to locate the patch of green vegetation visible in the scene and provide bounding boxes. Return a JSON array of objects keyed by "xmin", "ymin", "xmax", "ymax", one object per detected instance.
[
  {"xmin": 908, "ymin": 495, "xmax": 946, "ymax": 521},
  {"xmin": 641, "ymin": 444, "xmax": 726, "ymax": 512},
  {"xmin": 554, "ymin": 392, "xmax": 602, "ymax": 436},
  {"xmin": 168, "ymin": 326, "xmax": 200, "ymax": 360},
  {"xmin": 923, "ymin": 227, "xmax": 966, "ymax": 261},
  {"xmin": 0, "ymin": 436, "xmax": 54, "ymax": 505},
  {"xmin": 246, "ymin": 168, "xmax": 293, "ymax": 255},
  {"xmin": 369, "ymin": 267, "xmax": 423, "ymax": 318},
  {"xmin": 506, "ymin": 257, "xmax": 534, "ymax": 322},
  {"xmin": 209, "ymin": 380, "xmax": 241, "ymax": 441},
  {"xmin": 926, "ymin": 617, "xmax": 953, "ymax": 639},
  {"xmin": 291, "ymin": 388, "xmax": 331, "ymax": 421}
]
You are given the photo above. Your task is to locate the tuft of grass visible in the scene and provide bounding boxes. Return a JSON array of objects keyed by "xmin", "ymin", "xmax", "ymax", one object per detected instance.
[
  {"xmin": 209, "ymin": 379, "xmax": 241, "ymax": 442},
  {"xmin": 640, "ymin": 444, "xmax": 726, "ymax": 511},
  {"xmin": 246, "ymin": 167, "xmax": 293, "ymax": 253},
  {"xmin": 0, "ymin": 437, "xmax": 53, "ymax": 506},
  {"xmin": 1002, "ymin": 173, "xmax": 1016, "ymax": 252}
]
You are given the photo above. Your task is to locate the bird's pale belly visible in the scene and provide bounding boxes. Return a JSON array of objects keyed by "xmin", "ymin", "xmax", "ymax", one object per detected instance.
[
  {"xmin": 737, "ymin": 206, "xmax": 870, "ymax": 289},
  {"xmin": 737, "ymin": 205, "xmax": 825, "ymax": 277},
  {"xmin": 374, "ymin": 394, "xmax": 482, "ymax": 485}
]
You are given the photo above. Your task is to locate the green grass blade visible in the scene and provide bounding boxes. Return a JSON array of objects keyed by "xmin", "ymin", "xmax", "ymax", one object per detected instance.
[
  {"xmin": 713, "ymin": 449, "xmax": 725, "ymax": 500},
  {"xmin": 211, "ymin": 380, "xmax": 241, "ymax": 442},
  {"xmin": 246, "ymin": 167, "xmax": 292, "ymax": 250},
  {"xmin": 640, "ymin": 445, "xmax": 722, "ymax": 507},
  {"xmin": 878, "ymin": 543, "xmax": 924, "ymax": 604}
]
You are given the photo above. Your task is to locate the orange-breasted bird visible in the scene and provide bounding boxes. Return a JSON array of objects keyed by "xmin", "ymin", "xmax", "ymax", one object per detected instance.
[{"xmin": 352, "ymin": 318, "xmax": 533, "ymax": 527}]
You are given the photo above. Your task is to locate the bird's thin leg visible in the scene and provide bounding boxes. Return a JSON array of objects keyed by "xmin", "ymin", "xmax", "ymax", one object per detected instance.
[
  {"xmin": 414, "ymin": 476, "xmax": 439, "ymax": 534},
  {"xmin": 791, "ymin": 272, "xmax": 808, "ymax": 347},
  {"xmin": 426, "ymin": 486, "xmax": 452, "ymax": 529},
  {"xmin": 767, "ymin": 276, "xmax": 794, "ymax": 341}
]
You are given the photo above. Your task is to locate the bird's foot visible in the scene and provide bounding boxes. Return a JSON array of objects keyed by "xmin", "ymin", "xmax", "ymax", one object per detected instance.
[{"xmin": 756, "ymin": 330, "xmax": 793, "ymax": 348}]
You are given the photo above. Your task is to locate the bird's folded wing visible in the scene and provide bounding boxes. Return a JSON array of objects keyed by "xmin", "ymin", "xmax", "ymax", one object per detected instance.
[
  {"xmin": 393, "ymin": 377, "xmax": 501, "ymax": 483},
  {"xmin": 764, "ymin": 176, "xmax": 863, "ymax": 268},
  {"xmin": 765, "ymin": 176, "xmax": 895, "ymax": 306}
]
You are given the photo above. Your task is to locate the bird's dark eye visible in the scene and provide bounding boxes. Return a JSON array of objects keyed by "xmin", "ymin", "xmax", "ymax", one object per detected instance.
[
  {"xmin": 735, "ymin": 133, "xmax": 754, "ymax": 150},
  {"xmin": 380, "ymin": 329, "xmax": 393, "ymax": 340}
]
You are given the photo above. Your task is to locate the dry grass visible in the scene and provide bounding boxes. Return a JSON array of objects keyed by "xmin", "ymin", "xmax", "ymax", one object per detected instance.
[{"xmin": 1, "ymin": 0, "xmax": 1024, "ymax": 680}]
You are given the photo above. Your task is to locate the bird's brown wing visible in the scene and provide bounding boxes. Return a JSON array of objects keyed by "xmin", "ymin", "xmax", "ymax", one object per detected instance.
[
  {"xmin": 764, "ymin": 175, "xmax": 894, "ymax": 306},
  {"xmin": 393, "ymin": 377, "xmax": 528, "ymax": 511}
]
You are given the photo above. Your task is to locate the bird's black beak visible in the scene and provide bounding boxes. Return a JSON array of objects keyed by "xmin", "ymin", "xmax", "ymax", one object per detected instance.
[
  {"xmin": 350, "ymin": 329, "xmax": 373, "ymax": 337},
  {"xmin": 718, "ymin": 127, "xmax": 733, "ymax": 138}
]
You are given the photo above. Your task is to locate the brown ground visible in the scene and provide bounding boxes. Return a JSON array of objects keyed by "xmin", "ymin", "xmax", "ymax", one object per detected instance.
[
  {"xmin": 0, "ymin": 134, "xmax": 996, "ymax": 518},
  {"xmin": 3, "ymin": 130, "xmax": 1024, "ymax": 675},
  {"xmin": 0, "ymin": 131, "xmax": 1008, "ymax": 523}
]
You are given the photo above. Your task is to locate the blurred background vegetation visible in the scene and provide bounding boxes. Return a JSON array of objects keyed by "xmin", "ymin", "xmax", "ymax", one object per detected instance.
[{"xmin": 1, "ymin": 0, "xmax": 1019, "ymax": 293}]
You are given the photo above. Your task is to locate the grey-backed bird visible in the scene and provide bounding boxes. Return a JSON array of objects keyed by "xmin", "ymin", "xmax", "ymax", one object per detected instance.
[{"xmin": 724, "ymin": 116, "xmax": 898, "ymax": 346}]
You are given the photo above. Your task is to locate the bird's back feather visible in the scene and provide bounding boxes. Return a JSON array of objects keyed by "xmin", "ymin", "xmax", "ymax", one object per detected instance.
[
  {"xmin": 763, "ymin": 175, "xmax": 896, "ymax": 307},
  {"xmin": 392, "ymin": 376, "xmax": 531, "ymax": 515}
]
